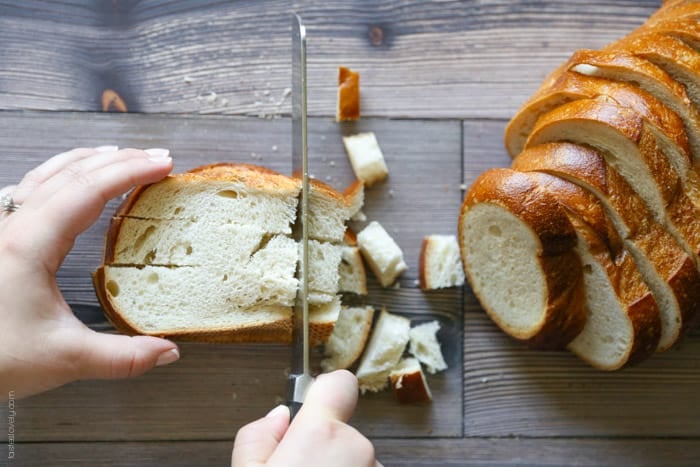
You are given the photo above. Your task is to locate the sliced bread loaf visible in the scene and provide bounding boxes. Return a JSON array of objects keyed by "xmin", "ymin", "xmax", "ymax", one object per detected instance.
[{"xmin": 459, "ymin": 168, "xmax": 586, "ymax": 349}]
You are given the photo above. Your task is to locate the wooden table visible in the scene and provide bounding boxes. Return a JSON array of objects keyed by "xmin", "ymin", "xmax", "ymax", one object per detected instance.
[{"xmin": 2, "ymin": 1, "xmax": 699, "ymax": 465}]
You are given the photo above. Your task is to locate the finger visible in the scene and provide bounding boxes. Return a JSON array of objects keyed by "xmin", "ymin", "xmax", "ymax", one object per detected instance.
[
  {"xmin": 232, "ymin": 405, "xmax": 291, "ymax": 467},
  {"xmin": 295, "ymin": 370, "xmax": 359, "ymax": 423},
  {"xmin": 23, "ymin": 148, "xmax": 168, "ymax": 208},
  {"xmin": 59, "ymin": 327, "xmax": 180, "ymax": 380},
  {"xmin": 7, "ymin": 150, "xmax": 172, "ymax": 270},
  {"xmin": 12, "ymin": 147, "xmax": 117, "ymax": 203}
]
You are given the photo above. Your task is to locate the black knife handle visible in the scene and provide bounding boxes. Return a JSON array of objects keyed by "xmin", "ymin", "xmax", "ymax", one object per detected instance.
[{"xmin": 288, "ymin": 400, "xmax": 303, "ymax": 420}]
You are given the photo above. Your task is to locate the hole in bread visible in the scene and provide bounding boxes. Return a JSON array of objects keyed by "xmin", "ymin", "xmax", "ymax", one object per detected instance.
[
  {"xmin": 251, "ymin": 234, "xmax": 274, "ymax": 256},
  {"xmin": 186, "ymin": 245, "xmax": 193, "ymax": 255},
  {"xmin": 106, "ymin": 280, "xmax": 120, "ymax": 297},
  {"xmin": 488, "ymin": 225, "xmax": 502, "ymax": 237},
  {"xmin": 217, "ymin": 190, "xmax": 239, "ymax": 199},
  {"xmin": 222, "ymin": 274, "xmax": 229, "ymax": 282},
  {"xmin": 583, "ymin": 264, "xmax": 593, "ymax": 275},
  {"xmin": 134, "ymin": 225, "xmax": 157, "ymax": 251},
  {"xmin": 147, "ymin": 272, "xmax": 159, "ymax": 284},
  {"xmin": 144, "ymin": 249, "xmax": 157, "ymax": 264},
  {"xmin": 174, "ymin": 206, "xmax": 184, "ymax": 215}
]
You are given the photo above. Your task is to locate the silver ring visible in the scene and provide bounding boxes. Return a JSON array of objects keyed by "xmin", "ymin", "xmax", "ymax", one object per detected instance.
[{"xmin": 1, "ymin": 194, "xmax": 20, "ymax": 213}]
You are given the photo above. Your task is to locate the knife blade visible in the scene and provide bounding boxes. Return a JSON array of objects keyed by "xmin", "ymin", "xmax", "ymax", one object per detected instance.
[{"xmin": 288, "ymin": 13, "xmax": 313, "ymax": 419}]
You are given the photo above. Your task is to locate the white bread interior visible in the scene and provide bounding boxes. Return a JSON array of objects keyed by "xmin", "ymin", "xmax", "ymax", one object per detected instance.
[
  {"xmin": 356, "ymin": 309, "xmax": 411, "ymax": 393},
  {"xmin": 342, "ymin": 132, "xmax": 389, "ymax": 187},
  {"xmin": 419, "ymin": 234, "xmax": 465, "ymax": 290},
  {"xmin": 321, "ymin": 305, "xmax": 375, "ymax": 372},
  {"xmin": 357, "ymin": 221, "xmax": 407, "ymax": 287},
  {"xmin": 408, "ymin": 321, "xmax": 448, "ymax": 374}
]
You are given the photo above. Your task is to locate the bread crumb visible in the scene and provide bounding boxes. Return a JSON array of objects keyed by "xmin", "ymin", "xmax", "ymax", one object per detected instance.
[
  {"xmin": 183, "ymin": 75, "xmax": 194, "ymax": 84},
  {"xmin": 231, "ymin": 392, "xmax": 238, "ymax": 401},
  {"xmin": 481, "ymin": 377, "xmax": 489, "ymax": 383},
  {"xmin": 272, "ymin": 145, "xmax": 278, "ymax": 152},
  {"xmin": 459, "ymin": 184, "xmax": 467, "ymax": 191},
  {"xmin": 206, "ymin": 92, "xmax": 217, "ymax": 103}
]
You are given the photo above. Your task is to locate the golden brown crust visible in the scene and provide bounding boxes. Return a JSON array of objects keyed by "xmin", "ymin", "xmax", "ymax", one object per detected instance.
[
  {"xmin": 460, "ymin": 168, "xmax": 586, "ymax": 349},
  {"xmin": 514, "ymin": 148, "xmax": 662, "ymax": 366},
  {"xmin": 515, "ymin": 142, "xmax": 700, "ymax": 349},
  {"xmin": 337, "ymin": 66, "xmax": 360, "ymax": 122},
  {"xmin": 390, "ymin": 370, "xmax": 432, "ymax": 404}
]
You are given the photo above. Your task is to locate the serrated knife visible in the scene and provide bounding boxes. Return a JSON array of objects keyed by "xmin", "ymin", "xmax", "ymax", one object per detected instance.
[{"xmin": 287, "ymin": 13, "xmax": 314, "ymax": 419}]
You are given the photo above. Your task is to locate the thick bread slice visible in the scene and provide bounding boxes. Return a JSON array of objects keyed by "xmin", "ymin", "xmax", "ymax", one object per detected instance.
[
  {"xmin": 321, "ymin": 305, "xmax": 374, "ymax": 372},
  {"xmin": 93, "ymin": 267, "xmax": 294, "ymax": 343},
  {"xmin": 513, "ymin": 142, "xmax": 700, "ymax": 350},
  {"xmin": 356, "ymin": 309, "xmax": 411, "ymax": 393},
  {"xmin": 607, "ymin": 32, "xmax": 700, "ymax": 107},
  {"xmin": 389, "ymin": 358, "xmax": 432, "ymax": 404},
  {"xmin": 566, "ymin": 49, "xmax": 700, "ymax": 160},
  {"xmin": 418, "ymin": 235, "xmax": 465, "ymax": 290},
  {"xmin": 512, "ymin": 151, "xmax": 661, "ymax": 368},
  {"xmin": 459, "ymin": 168, "xmax": 586, "ymax": 349},
  {"xmin": 94, "ymin": 163, "xmax": 352, "ymax": 343},
  {"xmin": 526, "ymin": 96, "xmax": 700, "ymax": 270},
  {"xmin": 408, "ymin": 321, "xmax": 448, "ymax": 373}
]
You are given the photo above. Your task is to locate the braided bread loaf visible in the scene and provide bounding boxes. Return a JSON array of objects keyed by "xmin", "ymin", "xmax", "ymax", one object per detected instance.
[{"xmin": 459, "ymin": 0, "xmax": 700, "ymax": 370}]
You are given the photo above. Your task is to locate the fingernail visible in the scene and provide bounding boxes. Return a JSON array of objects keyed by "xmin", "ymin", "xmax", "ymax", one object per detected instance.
[
  {"xmin": 155, "ymin": 348, "xmax": 179, "ymax": 367},
  {"xmin": 145, "ymin": 148, "xmax": 170, "ymax": 160},
  {"xmin": 265, "ymin": 404, "xmax": 289, "ymax": 419},
  {"xmin": 96, "ymin": 145, "xmax": 119, "ymax": 152}
]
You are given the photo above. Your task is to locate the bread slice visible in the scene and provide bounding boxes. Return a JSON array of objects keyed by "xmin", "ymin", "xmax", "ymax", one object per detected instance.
[
  {"xmin": 408, "ymin": 321, "xmax": 448, "ymax": 373},
  {"xmin": 336, "ymin": 66, "xmax": 360, "ymax": 121},
  {"xmin": 512, "ymin": 147, "xmax": 662, "ymax": 368},
  {"xmin": 357, "ymin": 220, "xmax": 408, "ymax": 287},
  {"xmin": 513, "ymin": 142, "xmax": 700, "ymax": 350},
  {"xmin": 320, "ymin": 305, "xmax": 374, "ymax": 372},
  {"xmin": 389, "ymin": 358, "xmax": 432, "ymax": 404},
  {"xmin": 338, "ymin": 245, "xmax": 368, "ymax": 295},
  {"xmin": 94, "ymin": 163, "xmax": 355, "ymax": 343},
  {"xmin": 355, "ymin": 309, "xmax": 411, "ymax": 393},
  {"xmin": 565, "ymin": 49, "xmax": 700, "ymax": 161},
  {"xmin": 418, "ymin": 235, "xmax": 465, "ymax": 290},
  {"xmin": 525, "ymin": 96, "xmax": 700, "ymax": 269},
  {"xmin": 607, "ymin": 32, "xmax": 700, "ymax": 107},
  {"xmin": 342, "ymin": 132, "xmax": 389, "ymax": 187},
  {"xmin": 459, "ymin": 168, "xmax": 586, "ymax": 349}
]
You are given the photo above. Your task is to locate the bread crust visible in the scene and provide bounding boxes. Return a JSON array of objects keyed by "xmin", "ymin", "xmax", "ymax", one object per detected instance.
[
  {"xmin": 514, "ymin": 145, "xmax": 662, "ymax": 367},
  {"xmin": 460, "ymin": 168, "xmax": 586, "ymax": 349},
  {"xmin": 513, "ymin": 142, "xmax": 700, "ymax": 349},
  {"xmin": 337, "ymin": 66, "xmax": 360, "ymax": 121}
]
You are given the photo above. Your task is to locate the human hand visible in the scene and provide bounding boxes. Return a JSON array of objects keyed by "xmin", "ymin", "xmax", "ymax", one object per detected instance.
[
  {"xmin": 232, "ymin": 370, "xmax": 382, "ymax": 467},
  {"xmin": 0, "ymin": 146, "xmax": 180, "ymax": 400}
]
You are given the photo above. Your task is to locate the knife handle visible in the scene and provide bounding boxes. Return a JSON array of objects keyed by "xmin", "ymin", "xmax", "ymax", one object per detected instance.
[{"xmin": 288, "ymin": 400, "xmax": 303, "ymax": 420}]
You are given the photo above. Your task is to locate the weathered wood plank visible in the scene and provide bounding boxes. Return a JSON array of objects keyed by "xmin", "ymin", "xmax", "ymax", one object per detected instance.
[
  {"xmin": 462, "ymin": 119, "xmax": 700, "ymax": 437},
  {"xmin": 11, "ymin": 438, "xmax": 700, "ymax": 466},
  {"xmin": 0, "ymin": 111, "xmax": 464, "ymax": 441},
  {"xmin": 0, "ymin": 0, "xmax": 661, "ymax": 118}
]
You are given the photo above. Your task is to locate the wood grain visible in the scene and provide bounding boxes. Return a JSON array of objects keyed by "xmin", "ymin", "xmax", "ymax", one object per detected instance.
[
  {"xmin": 13, "ymin": 438, "xmax": 700, "ymax": 466},
  {"xmin": 0, "ymin": 0, "xmax": 661, "ymax": 118}
]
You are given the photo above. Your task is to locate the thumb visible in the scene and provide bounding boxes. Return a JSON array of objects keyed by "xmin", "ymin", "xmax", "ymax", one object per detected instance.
[
  {"xmin": 64, "ymin": 328, "xmax": 180, "ymax": 380},
  {"xmin": 232, "ymin": 405, "xmax": 291, "ymax": 467}
]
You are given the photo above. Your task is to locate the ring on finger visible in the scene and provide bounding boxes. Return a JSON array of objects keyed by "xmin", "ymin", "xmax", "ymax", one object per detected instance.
[{"xmin": 1, "ymin": 194, "xmax": 20, "ymax": 213}]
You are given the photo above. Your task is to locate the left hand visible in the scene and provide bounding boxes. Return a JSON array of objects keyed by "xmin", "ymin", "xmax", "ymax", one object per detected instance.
[{"xmin": 0, "ymin": 146, "xmax": 180, "ymax": 400}]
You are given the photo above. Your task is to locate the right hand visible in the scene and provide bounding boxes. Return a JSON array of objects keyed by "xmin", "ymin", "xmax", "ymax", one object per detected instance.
[{"xmin": 232, "ymin": 370, "xmax": 381, "ymax": 467}]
